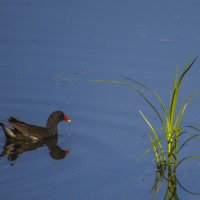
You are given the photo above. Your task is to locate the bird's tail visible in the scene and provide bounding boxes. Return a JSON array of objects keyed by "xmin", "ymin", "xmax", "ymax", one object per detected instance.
[{"xmin": 0, "ymin": 122, "xmax": 16, "ymax": 139}]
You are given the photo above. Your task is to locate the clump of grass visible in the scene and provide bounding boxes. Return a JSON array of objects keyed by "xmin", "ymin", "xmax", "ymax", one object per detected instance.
[{"xmin": 93, "ymin": 57, "xmax": 200, "ymax": 168}]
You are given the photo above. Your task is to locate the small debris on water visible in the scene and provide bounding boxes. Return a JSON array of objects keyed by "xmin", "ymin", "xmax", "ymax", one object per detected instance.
[
  {"xmin": 53, "ymin": 73, "xmax": 73, "ymax": 84},
  {"xmin": 159, "ymin": 38, "xmax": 174, "ymax": 42}
]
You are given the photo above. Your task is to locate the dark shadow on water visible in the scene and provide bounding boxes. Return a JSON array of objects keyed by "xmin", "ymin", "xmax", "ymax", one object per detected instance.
[{"xmin": 0, "ymin": 136, "xmax": 71, "ymax": 165}]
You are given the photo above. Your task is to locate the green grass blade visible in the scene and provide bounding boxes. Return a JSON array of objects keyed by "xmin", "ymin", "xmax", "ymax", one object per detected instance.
[
  {"xmin": 177, "ymin": 133, "xmax": 200, "ymax": 154},
  {"xmin": 179, "ymin": 130, "xmax": 200, "ymax": 144},
  {"xmin": 141, "ymin": 134, "xmax": 166, "ymax": 161},
  {"xmin": 140, "ymin": 111, "xmax": 159, "ymax": 141},
  {"xmin": 176, "ymin": 177, "xmax": 200, "ymax": 195},
  {"xmin": 168, "ymin": 57, "xmax": 198, "ymax": 129},
  {"xmin": 92, "ymin": 80, "xmax": 166, "ymax": 129},
  {"xmin": 121, "ymin": 75, "xmax": 169, "ymax": 130},
  {"xmin": 148, "ymin": 134, "xmax": 160, "ymax": 163},
  {"xmin": 140, "ymin": 111, "xmax": 165, "ymax": 161},
  {"xmin": 176, "ymin": 155, "xmax": 200, "ymax": 168},
  {"xmin": 186, "ymin": 125, "xmax": 200, "ymax": 132},
  {"xmin": 168, "ymin": 68, "xmax": 179, "ymax": 129},
  {"xmin": 174, "ymin": 91, "xmax": 199, "ymax": 128},
  {"xmin": 179, "ymin": 56, "xmax": 198, "ymax": 85}
]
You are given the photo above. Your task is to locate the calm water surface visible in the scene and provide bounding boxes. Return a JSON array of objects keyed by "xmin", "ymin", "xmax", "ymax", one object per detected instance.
[{"xmin": 0, "ymin": 0, "xmax": 200, "ymax": 199}]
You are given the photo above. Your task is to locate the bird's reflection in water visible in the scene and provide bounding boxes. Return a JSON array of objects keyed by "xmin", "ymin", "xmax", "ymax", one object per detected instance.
[{"xmin": 0, "ymin": 135, "xmax": 71, "ymax": 165}]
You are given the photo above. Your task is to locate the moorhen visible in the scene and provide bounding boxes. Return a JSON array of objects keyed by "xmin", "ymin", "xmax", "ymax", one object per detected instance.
[{"xmin": 0, "ymin": 111, "xmax": 71, "ymax": 142}]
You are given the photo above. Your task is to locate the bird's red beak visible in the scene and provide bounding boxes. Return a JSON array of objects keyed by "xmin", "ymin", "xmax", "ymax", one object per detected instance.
[{"xmin": 64, "ymin": 115, "xmax": 72, "ymax": 122}]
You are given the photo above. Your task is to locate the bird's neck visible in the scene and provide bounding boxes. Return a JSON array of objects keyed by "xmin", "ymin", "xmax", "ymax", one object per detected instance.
[{"xmin": 46, "ymin": 119, "xmax": 59, "ymax": 136}]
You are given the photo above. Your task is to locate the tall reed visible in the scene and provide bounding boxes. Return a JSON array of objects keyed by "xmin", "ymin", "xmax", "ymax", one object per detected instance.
[{"xmin": 93, "ymin": 57, "xmax": 200, "ymax": 168}]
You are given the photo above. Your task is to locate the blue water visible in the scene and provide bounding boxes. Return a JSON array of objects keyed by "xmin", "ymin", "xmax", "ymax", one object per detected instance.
[{"xmin": 0, "ymin": 0, "xmax": 200, "ymax": 199}]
